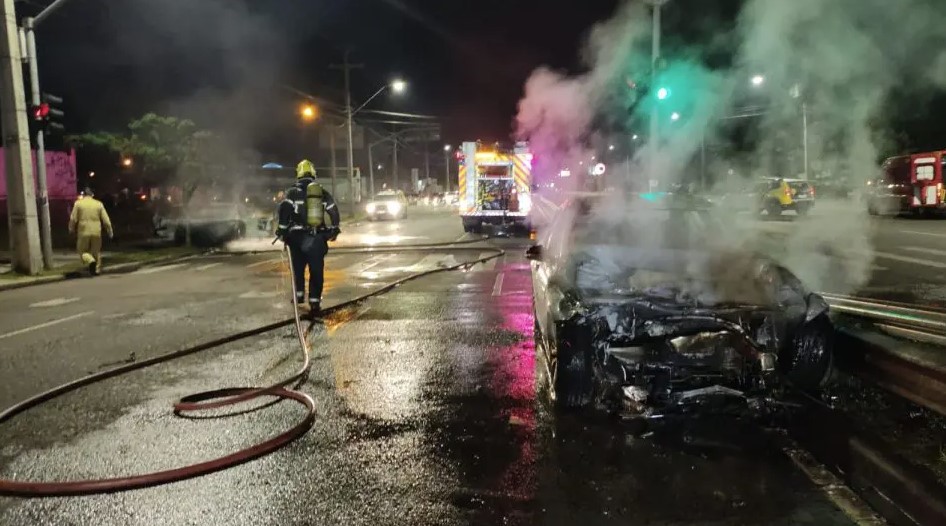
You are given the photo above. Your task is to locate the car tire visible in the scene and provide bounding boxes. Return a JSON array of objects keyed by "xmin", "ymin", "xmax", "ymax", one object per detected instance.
[
  {"xmin": 784, "ymin": 314, "xmax": 835, "ymax": 390},
  {"xmin": 765, "ymin": 200, "xmax": 782, "ymax": 217},
  {"xmin": 553, "ymin": 324, "xmax": 596, "ymax": 410}
]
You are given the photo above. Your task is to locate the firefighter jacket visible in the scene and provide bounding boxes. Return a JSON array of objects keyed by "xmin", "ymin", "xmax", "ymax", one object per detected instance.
[
  {"xmin": 276, "ymin": 176, "xmax": 340, "ymax": 238},
  {"xmin": 69, "ymin": 197, "xmax": 114, "ymax": 237}
]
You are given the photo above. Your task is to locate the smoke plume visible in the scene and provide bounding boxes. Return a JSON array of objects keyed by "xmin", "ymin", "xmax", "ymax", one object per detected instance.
[{"xmin": 516, "ymin": 0, "xmax": 946, "ymax": 297}]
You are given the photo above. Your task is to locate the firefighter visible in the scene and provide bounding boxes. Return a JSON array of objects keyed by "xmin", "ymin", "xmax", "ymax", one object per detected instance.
[
  {"xmin": 68, "ymin": 187, "xmax": 114, "ymax": 276},
  {"xmin": 275, "ymin": 160, "xmax": 341, "ymax": 316}
]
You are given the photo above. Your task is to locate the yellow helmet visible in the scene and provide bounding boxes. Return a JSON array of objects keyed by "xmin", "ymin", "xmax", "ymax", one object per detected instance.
[{"xmin": 296, "ymin": 159, "xmax": 316, "ymax": 179}]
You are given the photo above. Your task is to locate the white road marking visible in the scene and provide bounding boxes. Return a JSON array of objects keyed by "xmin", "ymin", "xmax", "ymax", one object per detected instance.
[
  {"xmin": 0, "ymin": 311, "xmax": 95, "ymax": 341},
  {"xmin": 492, "ymin": 272, "xmax": 505, "ymax": 297},
  {"xmin": 872, "ymin": 265, "xmax": 888, "ymax": 272},
  {"xmin": 899, "ymin": 229, "xmax": 946, "ymax": 239},
  {"xmin": 29, "ymin": 297, "xmax": 80, "ymax": 308},
  {"xmin": 194, "ymin": 262, "xmax": 222, "ymax": 271},
  {"xmin": 903, "ymin": 246, "xmax": 946, "ymax": 257},
  {"xmin": 238, "ymin": 291, "xmax": 281, "ymax": 299},
  {"xmin": 135, "ymin": 263, "xmax": 188, "ymax": 275},
  {"xmin": 874, "ymin": 251, "xmax": 946, "ymax": 268},
  {"xmin": 246, "ymin": 258, "xmax": 282, "ymax": 269}
]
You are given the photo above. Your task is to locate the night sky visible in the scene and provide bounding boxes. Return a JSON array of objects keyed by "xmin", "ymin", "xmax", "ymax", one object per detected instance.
[
  {"xmin": 22, "ymin": 0, "xmax": 945, "ymax": 169},
  {"xmin": 23, "ymin": 0, "xmax": 738, "ymax": 160}
]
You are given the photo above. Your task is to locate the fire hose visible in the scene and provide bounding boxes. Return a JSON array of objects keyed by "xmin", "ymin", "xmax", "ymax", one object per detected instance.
[{"xmin": 0, "ymin": 237, "xmax": 504, "ymax": 497}]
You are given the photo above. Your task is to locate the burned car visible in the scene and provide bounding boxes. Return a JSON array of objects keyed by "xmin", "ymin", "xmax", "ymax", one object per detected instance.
[{"xmin": 527, "ymin": 193, "xmax": 834, "ymax": 414}]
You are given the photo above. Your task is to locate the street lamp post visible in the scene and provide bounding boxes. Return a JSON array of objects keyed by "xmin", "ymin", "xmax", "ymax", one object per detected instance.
[
  {"xmin": 647, "ymin": 0, "xmax": 668, "ymax": 189},
  {"xmin": 336, "ymin": 54, "xmax": 406, "ymax": 214},
  {"xmin": 443, "ymin": 144, "xmax": 451, "ymax": 192}
]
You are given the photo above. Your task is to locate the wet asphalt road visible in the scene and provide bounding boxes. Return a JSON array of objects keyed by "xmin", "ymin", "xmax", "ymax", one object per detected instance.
[
  {"xmin": 0, "ymin": 207, "xmax": 870, "ymax": 525},
  {"xmin": 745, "ymin": 200, "xmax": 946, "ymax": 306}
]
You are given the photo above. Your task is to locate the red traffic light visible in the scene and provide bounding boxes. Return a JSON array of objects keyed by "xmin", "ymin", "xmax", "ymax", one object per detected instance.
[{"xmin": 31, "ymin": 103, "xmax": 50, "ymax": 121}]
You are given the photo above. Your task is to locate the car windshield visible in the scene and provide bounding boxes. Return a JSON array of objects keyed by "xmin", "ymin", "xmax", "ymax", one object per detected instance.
[
  {"xmin": 569, "ymin": 198, "xmax": 717, "ymax": 251},
  {"xmin": 373, "ymin": 191, "xmax": 398, "ymax": 200},
  {"xmin": 787, "ymin": 181, "xmax": 812, "ymax": 192},
  {"xmin": 552, "ymin": 197, "xmax": 771, "ymax": 305}
]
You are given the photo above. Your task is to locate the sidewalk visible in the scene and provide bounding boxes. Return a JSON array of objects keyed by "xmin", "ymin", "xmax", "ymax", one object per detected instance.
[{"xmin": 0, "ymin": 246, "xmax": 202, "ymax": 292}]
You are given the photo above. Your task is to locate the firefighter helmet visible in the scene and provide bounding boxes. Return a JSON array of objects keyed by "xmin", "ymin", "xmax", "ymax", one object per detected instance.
[{"xmin": 296, "ymin": 159, "xmax": 316, "ymax": 179}]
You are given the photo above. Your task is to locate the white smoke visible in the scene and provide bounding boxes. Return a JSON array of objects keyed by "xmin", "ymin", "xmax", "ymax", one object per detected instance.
[{"xmin": 516, "ymin": 0, "xmax": 946, "ymax": 297}]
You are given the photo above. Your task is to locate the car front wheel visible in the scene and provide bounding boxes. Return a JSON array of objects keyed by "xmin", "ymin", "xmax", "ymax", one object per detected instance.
[
  {"xmin": 765, "ymin": 200, "xmax": 782, "ymax": 217},
  {"xmin": 783, "ymin": 314, "xmax": 834, "ymax": 390},
  {"xmin": 552, "ymin": 322, "xmax": 596, "ymax": 410}
]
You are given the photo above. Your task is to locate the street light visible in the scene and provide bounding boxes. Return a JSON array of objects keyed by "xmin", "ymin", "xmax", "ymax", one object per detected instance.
[
  {"xmin": 121, "ymin": 157, "xmax": 133, "ymax": 167},
  {"xmin": 608, "ymin": 144, "xmax": 615, "ymax": 151},
  {"xmin": 751, "ymin": 74, "xmax": 765, "ymax": 87},
  {"xmin": 632, "ymin": 134, "xmax": 639, "ymax": 140},
  {"xmin": 300, "ymin": 103, "xmax": 318, "ymax": 122},
  {"xmin": 344, "ymin": 74, "xmax": 407, "ymax": 213},
  {"xmin": 442, "ymin": 144, "xmax": 453, "ymax": 192},
  {"xmin": 670, "ymin": 112, "xmax": 680, "ymax": 121},
  {"xmin": 377, "ymin": 164, "xmax": 383, "ymax": 170}
]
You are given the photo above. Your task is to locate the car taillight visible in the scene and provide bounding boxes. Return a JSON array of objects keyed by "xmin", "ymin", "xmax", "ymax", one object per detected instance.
[
  {"xmin": 810, "ymin": 185, "xmax": 815, "ymax": 197},
  {"xmin": 784, "ymin": 186, "xmax": 792, "ymax": 197}
]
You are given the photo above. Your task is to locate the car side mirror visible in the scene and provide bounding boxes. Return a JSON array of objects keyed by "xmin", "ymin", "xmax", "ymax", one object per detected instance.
[{"xmin": 525, "ymin": 244, "xmax": 543, "ymax": 261}]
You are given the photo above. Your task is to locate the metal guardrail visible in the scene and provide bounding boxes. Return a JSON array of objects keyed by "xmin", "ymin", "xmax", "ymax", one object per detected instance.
[
  {"xmin": 836, "ymin": 328, "xmax": 946, "ymax": 417},
  {"xmin": 821, "ymin": 294, "xmax": 946, "ymax": 417}
]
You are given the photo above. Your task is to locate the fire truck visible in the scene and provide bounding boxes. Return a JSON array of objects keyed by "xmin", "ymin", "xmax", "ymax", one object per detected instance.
[
  {"xmin": 867, "ymin": 150, "xmax": 946, "ymax": 215},
  {"xmin": 456, "ymin": 141, "xmax": 533, "ymax": 233}
]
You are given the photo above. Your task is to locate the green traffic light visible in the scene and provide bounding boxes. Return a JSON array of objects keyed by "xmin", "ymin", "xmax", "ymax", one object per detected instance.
[{"xmin": 656, "ymin": 87, "xmax": 670, "ymax": 100}]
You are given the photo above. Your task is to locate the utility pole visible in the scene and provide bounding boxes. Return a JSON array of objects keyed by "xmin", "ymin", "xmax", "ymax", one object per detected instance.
[
  {"xmin": 367, "ymin": 144, "xmax": 375, "ymax": 197},
  {"xmin": 392, "ymin": 136, "xmax": 399, "ymax": 190},
  {"xmin": 331, "ymin": 51, "xmax": 364, "ymax": 217},
  {"xmin": 802, "ymin": 102, "xmax": 809, "ymax": 180},
  {"xmin": 0, "ymin": 0, "xmax": 41, "ymax": 274},
  {"xmin": 647, "ymin": 0, "xmax": 667, "ymax": 188},
  {"xmin": 24, "ymin": 17, "xmax": 52, "ymax": 268},
  {"xmin": 424, "ymin": 141, "xmax": 430, "ymax": 183},
  {"xmin": 329, "ymin": 129, "xmax": 338, "ymax": 199},
  {"xmin": 443, "ymin": 145, "xmax": 451, "ymax": 193}
]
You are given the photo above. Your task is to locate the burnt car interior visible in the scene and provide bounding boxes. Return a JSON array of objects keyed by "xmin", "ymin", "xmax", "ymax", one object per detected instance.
[{"xmin": 529, "ymin": 195, "xmax": 835, "ymax": 416}]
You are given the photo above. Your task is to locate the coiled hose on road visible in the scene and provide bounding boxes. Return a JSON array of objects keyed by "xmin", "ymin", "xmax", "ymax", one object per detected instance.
[{"xmin": 0, "ymin": 237, "xmax": 505, "ymax": 497}]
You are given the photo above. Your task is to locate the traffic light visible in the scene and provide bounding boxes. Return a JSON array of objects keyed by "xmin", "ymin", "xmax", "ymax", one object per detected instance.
[
  {"xmin": 29, "ymin": 93, "xmax": 64, "ymax": 134},
  {"xmin": 656, "ymin": 87, "xmax": 670, "ymax": 100}
]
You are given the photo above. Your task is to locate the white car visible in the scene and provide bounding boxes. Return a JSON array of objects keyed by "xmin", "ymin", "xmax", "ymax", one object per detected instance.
[{"xmin": 366, "ymin": 190, "xmax": 408, "ymax": 220}]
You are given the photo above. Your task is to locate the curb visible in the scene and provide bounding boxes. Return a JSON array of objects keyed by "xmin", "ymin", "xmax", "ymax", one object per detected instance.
[{"xmin": 0, "ymin": 252, "xmax": 204, "ymax": 293}]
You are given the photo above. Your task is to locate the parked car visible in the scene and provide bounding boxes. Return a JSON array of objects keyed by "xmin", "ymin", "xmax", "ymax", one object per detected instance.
[
  {"xmin": 527, "ymin": 193, "xmax": 835, "ymax": 413},
  {"xmin": 172, "ymin": 203, "xmax": 246, "ymax": 246},
  {"xmin": 365, "ymin": 190, "xmax": 409, "ymax": 220},
  {"xmin": 757, "ymin": 178, "xmax": 816, "ymax": 216}
]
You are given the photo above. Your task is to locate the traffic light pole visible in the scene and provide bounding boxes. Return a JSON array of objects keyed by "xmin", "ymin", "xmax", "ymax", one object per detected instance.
[
  {"xmin": 0, "ymin": 0, "xmax": 41, "ymax": 274},
  {"xmin": 648, "ymin": 0, "xmax": 664, "ymax": 189},
  {"xmin": 24, "ymin": 17, "xmax": 53, "ymax": 269}
]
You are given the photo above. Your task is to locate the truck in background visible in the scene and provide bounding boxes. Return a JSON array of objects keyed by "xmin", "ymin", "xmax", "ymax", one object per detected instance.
[
  {"xmin": 867, "ymin": 151, "xmax": 946, "ymax": 216},
  {"xmin": 456, "ymin": 141, "xmax": 533, "ymax": 233}
]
